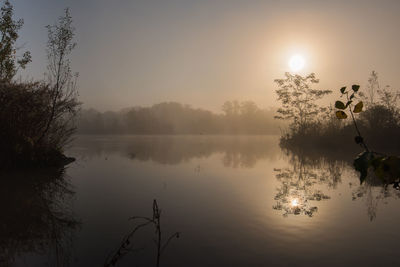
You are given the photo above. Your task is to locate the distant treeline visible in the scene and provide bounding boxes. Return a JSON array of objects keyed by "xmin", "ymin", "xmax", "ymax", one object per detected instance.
[{"xmin": 77, "ymin": 101, "xmax": 284, "ymax": 135}]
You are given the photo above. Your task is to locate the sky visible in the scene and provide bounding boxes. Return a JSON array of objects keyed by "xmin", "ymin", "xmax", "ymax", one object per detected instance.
[{"xmin": 13, "ymin": 0, "xmax": 400, "ymax": 111}]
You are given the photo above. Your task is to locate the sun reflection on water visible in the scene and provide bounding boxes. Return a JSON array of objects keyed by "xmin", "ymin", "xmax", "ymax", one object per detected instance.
[{"xmin": 290, "ymin": 198, "xmax": 299, "ymax": 207}]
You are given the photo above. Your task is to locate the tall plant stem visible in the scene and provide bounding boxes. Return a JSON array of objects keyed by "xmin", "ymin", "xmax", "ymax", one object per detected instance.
[{"xmin": 346, "ymin": 92, "xmax": 369, "ymax": 152}]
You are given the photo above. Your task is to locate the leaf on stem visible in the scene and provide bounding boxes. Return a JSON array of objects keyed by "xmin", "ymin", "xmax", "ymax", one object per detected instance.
[
  {"xmin": 335, "ymin": 111, "xmax": 347, "ymax": 119},
  {"xmin": 335, "ymin": 101, "xmax": 346, "ymax": 109},
  {"xmin": 352, "ymin": 85, "xmax": 360, "ymax": 92},
  {"xmin": 353, "ymin": 101, "xmax": 363, "ymax": 113}
]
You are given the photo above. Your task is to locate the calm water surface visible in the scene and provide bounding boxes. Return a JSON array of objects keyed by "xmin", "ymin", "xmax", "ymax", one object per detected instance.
[{"xmin": 3, "ymin": 135, "xmax": 400, "ymax": 266}]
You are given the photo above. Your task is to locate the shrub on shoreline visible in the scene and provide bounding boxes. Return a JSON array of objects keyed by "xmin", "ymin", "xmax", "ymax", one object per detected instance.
[
  {"xmin": 0, "ymin": 81, "xmax": 78, "ymax": 168},
  {"xmin": 277, "ymin": 72, "xmax": 400, "ymax": 154},
  {"xmin": 0, "ymin": 4, "xmax": 79, "ymax": 169}
]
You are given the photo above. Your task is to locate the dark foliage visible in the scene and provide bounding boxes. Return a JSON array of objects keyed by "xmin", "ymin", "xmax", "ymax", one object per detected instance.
[
  {"xmin": 0, "ymin": 7, "xmax": 79, "ymax": 168},
  {"xmin": 277, "ymin": 72, "xmax": 400, "ymax": 153},
  {"xmin": 0, "ymin": 0, "xmax": 31, "ymax": 82},
  {"xmin": 0, "ymin": 81, "xmax": 78, "ymax": 168}
]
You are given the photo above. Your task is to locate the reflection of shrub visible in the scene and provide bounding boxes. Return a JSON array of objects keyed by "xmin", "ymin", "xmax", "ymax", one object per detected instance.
[
  {"xmin": 272, "ymin": 151, "xmax": 342, "ymax": 217},
  {"xmin": 0, "ymin": 168, "xmax": 79, "ymax": 265},
  {"xmin": 351, "ymin": 171, "xmax": 400, "ymax": 221},
  {"xmin": 0, "ymin": 81, "xmax": 79, "ymax": 168}
]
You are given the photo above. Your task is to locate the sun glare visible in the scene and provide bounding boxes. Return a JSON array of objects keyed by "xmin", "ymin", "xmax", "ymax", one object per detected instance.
[
  {"xmin": 289, "ymin": 54, "xmax": 305, "ymax": 72},
  {"xmin": 291, "ymin": 198, "xmax": 299, "ymax": 207}
]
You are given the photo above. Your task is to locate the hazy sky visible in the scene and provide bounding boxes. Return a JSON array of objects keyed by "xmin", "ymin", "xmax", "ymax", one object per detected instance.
[{"xmin": 14, "ymin": 0, "xmax": 400, "ymax": 111}]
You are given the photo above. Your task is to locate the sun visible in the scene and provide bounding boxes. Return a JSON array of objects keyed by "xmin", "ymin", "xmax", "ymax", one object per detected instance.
[{"xmin": 288, "ymin": 54, "xmax": 305, "ymax": 72}]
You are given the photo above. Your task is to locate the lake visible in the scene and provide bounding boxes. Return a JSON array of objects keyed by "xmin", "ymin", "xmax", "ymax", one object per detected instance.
[{"xmin": 3, "ymin": 135, "xmax": 400, "ymax": 266}]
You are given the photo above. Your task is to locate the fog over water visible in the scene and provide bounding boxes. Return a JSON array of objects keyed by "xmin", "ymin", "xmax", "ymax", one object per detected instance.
[{"xmin": 15, "ymin": 0, "xmax": 400, "ymax": 112}]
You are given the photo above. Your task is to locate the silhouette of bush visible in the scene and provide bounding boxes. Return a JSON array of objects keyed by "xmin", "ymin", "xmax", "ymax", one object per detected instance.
[
  {"xmin": 277, "ymin": 74, "xmax": 400, "ymax": 153},
  {"xmin": 0, "ymin": 7, "xmax": 79, "ymax": 169},
  {"xmin": 0, "ymin": 81, "xmax": 78, "ymax": 168}
]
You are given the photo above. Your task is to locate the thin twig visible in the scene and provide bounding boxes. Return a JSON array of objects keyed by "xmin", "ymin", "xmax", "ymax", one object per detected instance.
[
  {"xmin": 161, "ymin": 232, "xmax": 180, "ymax": 254},
  {"xmin": 104, "ymin": 199, "xmax": 179, "ymax": 267}
]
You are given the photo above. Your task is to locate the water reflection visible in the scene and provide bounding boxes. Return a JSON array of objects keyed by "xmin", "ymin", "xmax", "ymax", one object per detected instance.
[
  {"xmin": 274, "ymin": 148, "xmax": 400, "ymax": 220},
  {"xmin": 59, "ymin": 136, "xmax": 400, "ymax": 266},
  {"xmin": 0, "ymin": 168, "xmax": 79, "ymax": 266},
  {"xmin": 71, "ymin": 135, "xmax": 280, "ymax": 168},
  {"xmin": 71, "ymin": 136, "xmax": 400, "ymax": 221},
  {"xmin": 350, "ymin": 172, "xmax": 400, "ymax": 221},
  {"xmin": 273, "ymin": 150, "xmax": 344, "ymax": 217}
]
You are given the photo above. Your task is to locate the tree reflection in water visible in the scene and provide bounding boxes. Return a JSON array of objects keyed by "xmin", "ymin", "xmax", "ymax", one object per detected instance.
[
  {"xmin": 274, "ymin": 148, "xmax": 400, "ymax": 220},
  {"xmin": 71, "ymin": 135, "xmax": 281, "ymax": 168},
  {"xmin": 0, "ymin": 168, "xmax": 79, "ymax": 266},
  {"xmin": 273, "ymin": 150, "xmax": 344, "ymax": 217},
  {"xmin": 350, "ymin": 173, "xmax": 400, "ymax": 221}
]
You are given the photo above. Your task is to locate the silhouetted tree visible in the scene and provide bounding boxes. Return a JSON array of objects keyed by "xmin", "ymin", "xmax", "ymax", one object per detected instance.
[
  {"xmin": 361, "ymin": 71, "xmax": 400, "ymax": 110},
  {"xmin": 0, "ymin": 0, "xmax": 31, "ymax": 82},
  {"xmin": 378, "ymin": 87, "xmax": 400, "ymax": 112},
  {"xmin": 274, "ymin": 72, "xmax": 332, "ymax": 134},
  {"xmin": 37, "ymin": 8, "xmax": 80, "ymax": 148},
  {"xmin": 222, "ymin": 100, "xmax": 241, "ymax": 117},
  {"xmin": 358, "ymin": 72, "xmax": 400, "ymax": 141},
  {"xmin": 364, "ymin": 70, "xmax": 379, "ymax": 106},
  {"xmin": 0, "ymin": 7, "xmax": 79, "ymax": 168}
]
